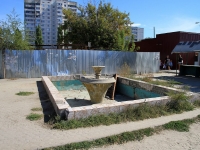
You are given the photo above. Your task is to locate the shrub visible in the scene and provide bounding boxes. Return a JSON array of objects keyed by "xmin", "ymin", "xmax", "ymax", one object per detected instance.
[{"xmin": 166, "ymin": 91, "xmax": 193, "ymax": 112}]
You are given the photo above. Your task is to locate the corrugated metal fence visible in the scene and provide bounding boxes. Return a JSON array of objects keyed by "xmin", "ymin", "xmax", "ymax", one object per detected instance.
[{"xmin": 1, "ymin": 50, "xmax": 160, "ymax": 78}]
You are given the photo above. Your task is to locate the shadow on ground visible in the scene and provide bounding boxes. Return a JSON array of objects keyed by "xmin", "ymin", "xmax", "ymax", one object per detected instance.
[
  {"xmin": 36, "ymin": 81, "xmax": 57, "ymax": 123},
  {"xmin": 66, "ymin": 98, "xmax": 93, "ymax": 107},
  {"xmin": 153, "ymin": 75, "xmax": 200, "ymax": 93}
]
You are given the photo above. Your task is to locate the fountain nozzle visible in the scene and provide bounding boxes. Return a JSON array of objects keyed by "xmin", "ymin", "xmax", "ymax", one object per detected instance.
[{"xmin": 92, "ymin": 66, "xmax": 105, "ymax": 79}]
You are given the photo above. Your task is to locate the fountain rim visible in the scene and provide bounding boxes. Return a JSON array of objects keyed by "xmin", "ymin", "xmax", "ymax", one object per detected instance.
[
  {"xmin": 80, "ymin": 76, "xmax": 115, "ymax": 84},
  {"xmin": 92, "ymin": 66, "xmax": 105, "ymax": 68}
]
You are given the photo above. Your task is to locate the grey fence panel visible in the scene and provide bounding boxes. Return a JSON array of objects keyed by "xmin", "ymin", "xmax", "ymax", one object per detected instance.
[
  {"xmin": 0, "ymin": 50, "xmax": 3, "ymax": 79},
  {"xmin": 4, "ymin": 50, "xmax": 160, "ymax": 78}
]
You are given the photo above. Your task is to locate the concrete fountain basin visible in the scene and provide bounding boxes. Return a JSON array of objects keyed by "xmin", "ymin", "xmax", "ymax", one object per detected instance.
[{"xmin": 80, "ymin": 66, "xmax": 116, "ymax": 103}]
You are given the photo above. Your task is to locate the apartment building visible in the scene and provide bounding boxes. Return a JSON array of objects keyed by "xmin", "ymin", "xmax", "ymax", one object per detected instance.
[
  {"xmin": 131, "ymin": 27, "xmax": 144, "ymax": 42},
  {"xmin": 24, "ymin": 0, "xmax": 77, "ymax": 47}
]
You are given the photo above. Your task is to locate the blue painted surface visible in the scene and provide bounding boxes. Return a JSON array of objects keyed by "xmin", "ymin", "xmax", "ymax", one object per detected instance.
[
  {"xmin": 116, "ymin": 82, "xmax": 161, "ymax": 100},
  {"xmin": 52, "ymin": 80, "xmax": 86, "ymax": 91},
  {"xmin": 52, "ymin": 80, "xmax": 161, "ymax": 101}
]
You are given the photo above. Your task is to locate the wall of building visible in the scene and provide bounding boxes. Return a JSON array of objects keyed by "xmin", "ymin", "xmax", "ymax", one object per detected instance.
[
  {"xmin": 2, "ymin": 50, "xmax": 160, "ymax": 78},
  {"xmin": 24, "ymin": 0, "xmax": 77, "ymax": 47},
  {"xmin": 131, "ymin": 27, "xmax": 144, "ymax": 42},
  {"xmin": 136, "ymin": 31, "xmax": 200, "ymax": 69}
]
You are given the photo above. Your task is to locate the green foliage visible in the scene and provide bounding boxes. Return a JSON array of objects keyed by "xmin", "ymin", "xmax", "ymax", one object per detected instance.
[
  {"xmin": 43, "ymin": 128, "xmax": 155, "ymax": 150},
  {"xmin": 51, "ymin": 99, "xmax": 194, "ymax": 130},
  {"xmin": 62, "ymin": 1, "xmax": 135, "ymax": 50},
  {"xmin": 150, "ymin": 80, "xmax": 180, "ymax": 87},
  {"xmin": 166, "ymin": 91, "xmax": 194, "ymax": 112},
  {"xmin": 0, "ymin": 9, "xmax": 31, "ymax": 50},
  {"xmin": 57, "ymin": 25, "xmax": 63, "ymax": 45},
  {"xmin": 193, "ymin": 100, "xmax": 200, "ymax": 107},
  {"xmin": 16, "ymin": 91, "xmax": 34, "ymax": 96},
  {"xmin": 35, "ymin": 25, "xmax": 43, "ymax": 49},
  {"xmin": 26, "ymin": 113, "xmax": 43, "ymax": 121},
  {"xmin": 130, "ymin": 76, "xmax": 183, "ymax": 88},
  {"xmin": 163, "ymin": 119, "xmax": 195, "ymax": 132},
  {"xmin": 48, "ymin": 80, "xmax": 194, "ymax": 131},
  {"xmin": 44, "ymin": 115, "xmax": 200, "ymax": 150}
]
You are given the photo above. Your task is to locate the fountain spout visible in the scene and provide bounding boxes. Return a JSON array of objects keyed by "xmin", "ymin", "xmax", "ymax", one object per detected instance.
[{"xmin": 92, "ymin": 66, "xmax": 105, "ymax": 79}]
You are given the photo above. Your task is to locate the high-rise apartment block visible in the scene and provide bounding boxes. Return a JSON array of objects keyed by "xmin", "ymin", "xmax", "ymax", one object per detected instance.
[
  {"xmin": 24, "ymin": 0, "xmax": 77, "ymax": 47},
  {"xmin": 131, "ymin": 27, "xmax": 144, "ymax": 42}
]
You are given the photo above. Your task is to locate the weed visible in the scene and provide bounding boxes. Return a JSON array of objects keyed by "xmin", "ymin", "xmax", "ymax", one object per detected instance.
[
  {"xmin": 51, "ymin": 104, "xmax": 166, "ymax": 130},
  {"xmin": 117, "ymin": 62, "xmax": 132, "ymax": 78},
  {"xmin": 82, "ymin": 70, "xmax": 86, "ymax": 75},
  {"xmin": 194, "ymin": 100, "xmax": 200, "ymax": 107},
  {"xmin": 16, "ymin": 91, "xmax": 34, "ymax": 96},
  {"xmin": 163, "ymin": 119, "xmax": 195, "ymax": 132},
  {"xmin": 31, "ymin": 107, "xmax": 43, "ymax": 111},
  {"xmin": 26, "ymin": 113, "xmax": 43, "ymax": 121},
  {"xmin": 43, "ymin": 116, "xmax": 200, "ymax": 150},
  {"xmin": 43, "ymin": 128, "xmax": 155, "ymax": 150},
  {"xmin": 50, "ymin": 87, "xmax": 195, "ymax": 130},
  {"xmin": 166, "ymin": 91, "xmax": 194, "ymax": 112}
]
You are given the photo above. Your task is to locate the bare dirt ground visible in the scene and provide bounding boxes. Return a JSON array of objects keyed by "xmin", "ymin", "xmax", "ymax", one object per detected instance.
[
  {"xmin": 0, "ymin": 74, "xmax": 200, "ymax": 150},
  {"xmin": 91, "ymin": 122, "xmax": 200, "ymax": 150}
]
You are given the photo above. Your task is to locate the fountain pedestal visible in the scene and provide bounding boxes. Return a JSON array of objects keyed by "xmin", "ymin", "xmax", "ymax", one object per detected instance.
[{"xmin": 80, "ymin": 66, "xmax": 115, "ymax": 103}]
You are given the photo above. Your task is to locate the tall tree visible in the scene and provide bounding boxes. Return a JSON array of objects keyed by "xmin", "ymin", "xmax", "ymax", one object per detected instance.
[
  {"xmin": 62, "ymin": 1, "xmax": 136, "ymax": 51},
  {"xmin": 57, "ymin": 25, "xmax": 63, "ymax": 45},
  {"xmin": 35, "ymin": 25, "xmax": 43, "ymax": 50},
  {"xmin": 0, "ymin": 9, "xmax": 31, "ymax": 50}
]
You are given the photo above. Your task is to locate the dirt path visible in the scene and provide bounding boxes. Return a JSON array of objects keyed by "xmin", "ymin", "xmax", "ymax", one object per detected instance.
[
  {"xmin": 0, "ymin": 78, "xmax": 200, "ymax": 150},
  {"xmin": 91, "ymin": 122, "xmax": 200, "ymax": 150}
]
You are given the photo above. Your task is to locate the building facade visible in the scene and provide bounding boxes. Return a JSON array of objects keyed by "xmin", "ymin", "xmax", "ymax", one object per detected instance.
[
  {"xmin": 131, "ymin": 27, "xmax": 144, "ymax": 42},
  {"xmin": 135, "ymin": 31, "xmax": 200, "ymax": 68},
  {"xmin": 24, "ymin": 0, "xmax": 77, "ymax": 47}
]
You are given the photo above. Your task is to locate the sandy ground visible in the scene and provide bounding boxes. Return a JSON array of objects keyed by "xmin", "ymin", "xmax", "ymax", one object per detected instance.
[
  {"xmin": 0, "ymin": 74, "xmax": 200, "ymax": 150},
  {"xmin": 91, "ymin": 122, "xmax": 200, "ymax": 150}
]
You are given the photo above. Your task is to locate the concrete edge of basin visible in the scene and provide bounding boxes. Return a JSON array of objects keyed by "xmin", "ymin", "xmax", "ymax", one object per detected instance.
[{"xmin": 41, "ymin": 75, "xmax": 197, "ymax": 120}]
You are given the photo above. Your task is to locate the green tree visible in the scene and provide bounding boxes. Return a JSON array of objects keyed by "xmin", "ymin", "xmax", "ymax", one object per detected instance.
[
  {"xmin": 57, "ymin": 25, "xmax": 63, "ymax": 45},
  {"xmin": 0, "ymin": 9, "xmax": 31, "ymax": 50},
  {"xmin": 62, "ymin": 1, "xmax": 136, "ymax": 51},
  {"xmin": 35, "ymin": 25, "xmax": 43, "ymax": 50}
]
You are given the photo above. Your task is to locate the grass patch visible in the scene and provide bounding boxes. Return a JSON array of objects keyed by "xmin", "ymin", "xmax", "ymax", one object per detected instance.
[
  {"xmin": 163, "ymin": 119, "xmax": 195, "ymax": 132},
  {"xmin": 194, "ymin": 100, "xmax": 200, "ymax": 107},
  {"xmin": 52, "ymin": 104, "xmax": 168, "ymax": 130},
  {"xmin": 16, "ymin": 91, "xmax": 34, "ymax": 96},
  {"xmin": 51, "ymin": 104, "xmax": 192, "ymax": 130},
  {"xmin": 166, "ymin": 91, "xmax": 194, "ymax": 113},
  {"xmin": 127, "ymin": 75, "xmax": 182, "ymax": 88},
  {"xmin": 150, "ymin": 79, "xmax": 182, "ymax": 87},
  {"xmin": 26, "ymin": 113, "xmax": 43, "ymax": 121},
  {"xmin": 31, "ymin": 107, "xmax": 43, "ymax": 111},
  {"xmin": 43, "ymin": 128, "xmax": 155, "ymax": 150},
  {"xmin": 44, "ymin": 116, "xmax": 200, "ymax": 150}
]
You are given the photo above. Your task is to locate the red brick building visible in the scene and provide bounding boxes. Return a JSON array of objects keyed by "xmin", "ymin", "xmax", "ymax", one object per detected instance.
[{"xmin": 135, "ymin": 31, "xmax": 200, "ymax": 69}]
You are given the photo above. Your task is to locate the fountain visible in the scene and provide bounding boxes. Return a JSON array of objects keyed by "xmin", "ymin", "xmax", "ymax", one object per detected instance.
[{"xmin": 80, "ymin": 66, "xmax": 116, "ymax": 103}]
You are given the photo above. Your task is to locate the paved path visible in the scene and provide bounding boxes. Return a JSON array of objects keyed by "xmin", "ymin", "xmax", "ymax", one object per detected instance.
[{"xmin": 0, "ymin": 75, "xmax": 200, "ymax": 150}]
